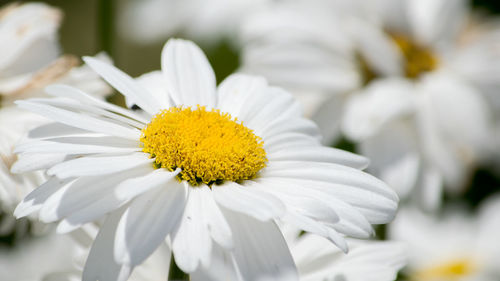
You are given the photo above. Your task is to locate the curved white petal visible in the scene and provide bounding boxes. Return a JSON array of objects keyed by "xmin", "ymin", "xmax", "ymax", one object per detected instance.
[
  {"xmin": 342, "ymin": 78, "xmax": 416, "ymax": 141},
  {"xmin": 16, "ymin": 100, "xmax": 141, "ymax": 140},
  {"xmin": 172, "ymin": 186, "xmax": 213, "ymax": 272},
  {"xmin": 46, "ymin": 153, "xmax": 153, "ymax": 178},
  {"xmin": 83, "ymin": 56, "xmax": 162, "ymax": 114},
  {"xmin": 223, "ymin": 209, "xmax": 299, "ymax": 281},
  {"xmin": 161, "ymin": 39, "xmax": 216, "ymax": 108},
  {"xmin": 83, "ymin": 210, "xmax": 132, "ymax": 281},
  {"xmin": 213, "ymin": 182, "xmax": 286, "ymax": 221},
  {"xmin": 114, "ymin": 181, "xmax": 187, "ymax": 266}
]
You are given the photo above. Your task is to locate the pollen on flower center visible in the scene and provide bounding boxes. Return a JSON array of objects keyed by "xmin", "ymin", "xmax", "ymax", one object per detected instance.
[
  {"xmin": 140, "ymin": 106, "xmax": 267, "ymax": 186},
  {"xmin": 390, "ymin": 33, "xmax": 438, "ymax": 79}
]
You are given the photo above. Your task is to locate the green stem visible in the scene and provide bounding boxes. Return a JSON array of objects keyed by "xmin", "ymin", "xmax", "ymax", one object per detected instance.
[{"xmin": 168, "ymin": 255, "xmax": 189, "ymax": 281}]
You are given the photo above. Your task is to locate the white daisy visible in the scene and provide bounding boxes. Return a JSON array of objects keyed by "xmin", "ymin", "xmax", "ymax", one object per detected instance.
[
  {"xmin": 241, "ymin": 0, "xmax": 499, "ymax": 209},
  {"xmin": 389, "ymin": 197, "xmax": 500, "ymax": 281},
  {"xmin": 0, "ymin": 228, "xmax": 81, "ymax": 281},
  {"xmin": 14, "ymin": 38, "xmax": 398, "ymax": 281},
  {"xmin": 0, "ymin": 2, "xmax": 62, "ymax": 96},
  {"xmin": 282, "ymin": 226, "xmax": 407, "ymax": 281},
  {"xmin": 0, "ymin": 2, "xmax": 111, "ymax": 106}
]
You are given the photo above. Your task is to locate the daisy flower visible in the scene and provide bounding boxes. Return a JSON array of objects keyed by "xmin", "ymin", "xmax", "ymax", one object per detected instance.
[
  {"xmin": 0, "ymin": 2, "xmax": 62, "ymax": 96},
  {"xmin": 14, "ymin": 38, "xmax": 398, "ymax": 280},
  {"xmin": 241, "ymin": 0, "xmax": 499, "ymax": 209},
  {"xmin": 282, "ymin": 226, "xmax": 407, "ymax": 281},
  {"xmin": 389, "ymin": 197, "xmax": 500, "ymax": 281},
  {"xmin": 0, "ymin": 2, "xmax": 111, "ymax": 106},
  {"xmin": 0, "ymin": 227, "xmax": 81, "ymax": 281}
]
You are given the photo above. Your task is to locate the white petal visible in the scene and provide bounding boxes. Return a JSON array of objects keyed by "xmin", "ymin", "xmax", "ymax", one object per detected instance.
[
  {"xmin": 310, "ymin": 93, "xmax": 346, "ymax": 146},
  {"xmin": 161, "ymin": 39, "xmax": 216, "ymax": 107},
  {"xmin": 268, "ymin": 145, "xmax": 369, "ymax": 170},
  {"xmin": 408, "ymin": 0, "xmax": 466, "ymax": 47},
  {"xmin": 83, "ymin": 56, "xmax": 162, "ymax": 114},
  {"xmin": 213, "ymin": 182, "xmax": 286, "ymax": 221},
  {"xmin": 83, "ymin": 210, "xmax": 133, "ymax": 281},
  {"xmin": 16, "ymin": 100, "xmax": 141, "ymax": 140},
  {"xmin": 46, "ymin": 84, "xmax": 151, "ymax": 123},
  {"xmin": 191, "ymin": 244, "xmax": 239, "ymax": 281},
  {"xmin": 260, "ymin": 117, "xmax": 321, "ymax": 141},
  {"xmin": 11, "ymin": 153, "xmax": 66, "ymax": 173},
  {"xmin": 216, "ymin": 74, "xmax": 268, "ymax": 118},
  {"xmin": 15, "ymin": 136, "xmax": 141, "ymax": 155},
  {"xmin": 129, "ymin": 70, "xmax": 172, "ymax": 109},
  {"xmin": 14, "ymin": 177, "xmax": 71, "ymax": 218},
  {"xmin": 342, "ymin": 78, "xmax": 416, "ymax": 141},
  {"xmin": 359, "ymin": 120, "xmax": 420, "ymax": 199},
  {"xmin": 223, "ymin": 209, "xmax": 299, "ymax": 281},
  {"xmin": 172, "ymin": 186, "xmax": 213, "ymax": 272},
  {"xmin": 114, "ymin": 181, "xmax": 187, "ymax": 266},
  {"xmin": 47, "ymin": 153, "xmax": 153, "ymax": 178},
  {"xmin": 28, "ymin": 122, "xmax": 94, "ymax": 139},
  {"xmin": 41, "ymin": 163, "xmax": 161, "ymax": 225},
  {"xmin": 349, "ymin": 19, "xmax": 403, "ymax": 76},
  {"xmin": 263, "ymin": 161, "xmax": 398, "ymax": 202},
  {"xmin": 195, "ymin": 185, "xmax": 233, "ymax": 249},
  {"xmin": 114, "ymin": 168, "xmax": 180, "ymax": 201}
]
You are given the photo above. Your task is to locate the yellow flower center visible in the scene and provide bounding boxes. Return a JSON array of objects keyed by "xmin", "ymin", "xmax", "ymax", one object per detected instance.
[
  {"xmin": 390, "ymin": 33, "xmax": 438, "ymax": 79},
  {"xmin": 359, "ymin": 33, "xmax": 439, "ymax": 84},
  {"xmin": 411, "ymin": 258, "xmax": 477, "ymax": 281},
  {"xmin": 140, "ymin": 106, "xmax": 267, "ymax": 186}
]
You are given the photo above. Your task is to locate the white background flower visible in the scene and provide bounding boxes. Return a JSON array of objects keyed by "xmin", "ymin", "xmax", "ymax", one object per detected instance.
[{"xmin": 389, "ymin": 196, "xmax": 500, "ymax": 280}]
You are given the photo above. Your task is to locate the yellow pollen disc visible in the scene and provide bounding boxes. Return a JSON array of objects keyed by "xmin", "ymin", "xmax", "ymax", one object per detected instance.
[
  {"xmin": 390, "ymin": 33, "xmax": 439, "ymax": 79},
  {"xmin": 140, "ymin": 106, "xmax": 267, "ymax": 186},
  {"xmin": 412, "ymin": 258, "xmax": 477, "ymax": 281}
]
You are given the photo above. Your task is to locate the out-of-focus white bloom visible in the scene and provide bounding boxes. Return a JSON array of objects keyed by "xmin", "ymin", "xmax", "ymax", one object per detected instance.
[
  {"xmin": 389, "ymin": 196, "xmax": 500, "ymax": 281},
  {"xmin": 0, "ymin": 53, "xmax": 112, "ymax": 106},
  {"xmin": 0, "ymin": 107, "xmax": 48, "ymax": 235},
  {"xmin": 117, "ymin": 0, "xmax": 269, "ymax": 46},
  {"xmin": 0, "ymin": 2, "xmax": 111, "ymax": 105},
  {"xmin": 0, "ymin": 228, "xmax": 81, "ymax": 281},
  {"xmin": 241, "ymin": 0, "xmax": 499, "ymax": 209},
  {"xmin": 13, "ymin": 38, "xmax": 397, "ymax": 281},
  {"xmin": 284, "ymin": 226, "xmax": 407, "ymax": 281},
  {"xmin": 0, "ymin": 2, "xmax": 62, "ymax": 96},
  {"xmin": 343, "ymin": 74, "xmax": 494, "ymax": 210}
]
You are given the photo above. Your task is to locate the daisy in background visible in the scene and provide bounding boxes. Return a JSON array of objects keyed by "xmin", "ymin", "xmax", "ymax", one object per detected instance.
[
  {"xmin": 13, "ymin": 38, "xmax": 398, "ymax": 280},
  {"xmin": 116, "ymin": 0, "xmax": 269, "ymax": 46},
  {"xmin": 0, "ymin": 2, "xmax": 111, "ymax": 105},
  {"xmin": 389, "ymin": 195, "xmax": 500, "ymax": 281},
  {"xmin": 0, "ymin": 1, "xmax": 111, "ymax": 238},
  {"xmin": 0, "ymin": 226, "xmax": 82, "ymax": 281},
  {"xmin": 240, "ymin": 0, "xmax": 500, "ymax": 210},
  {"xmin": 281, "ymin": 225, "xmax": 407, "ymax": 281}
]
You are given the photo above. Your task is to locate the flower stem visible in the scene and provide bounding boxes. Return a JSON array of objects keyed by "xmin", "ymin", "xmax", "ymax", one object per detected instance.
[{"xmin": 168, "ymin": 255, "xmax": 189, "ymax": 281}]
